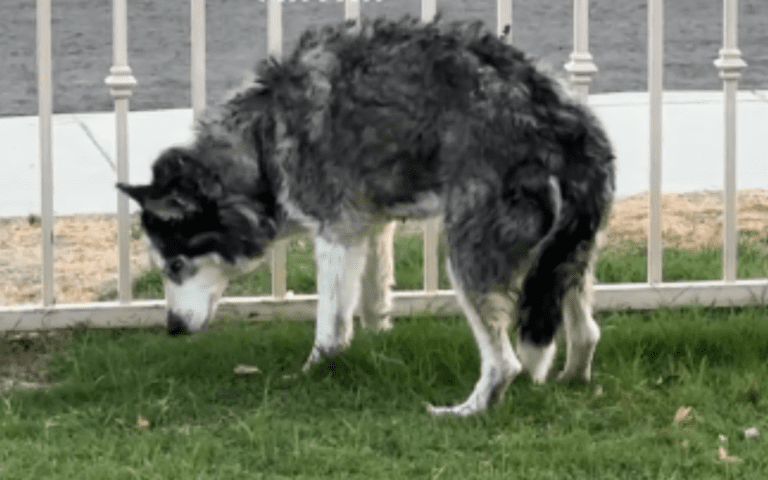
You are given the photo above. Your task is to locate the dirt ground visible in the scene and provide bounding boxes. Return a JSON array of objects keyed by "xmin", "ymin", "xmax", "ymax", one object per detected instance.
[
  {"xmin": 1, "ymin": 190, "xmax": 767, "ymax": 307},
  {"xmin": 0, "ymin": 215, "xmax": 150, "ymax": 306},
  {"xmin": 0, "ymin": 330, "xmax": 64, "ymax": 393},
  {"xmin": 608, "ymin": 190, "xmax": 768, "ymax": 249}
]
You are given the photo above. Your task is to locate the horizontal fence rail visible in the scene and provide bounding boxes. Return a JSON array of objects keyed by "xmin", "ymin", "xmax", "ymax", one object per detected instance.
[
  {"xmin": 1, "ymin": 0, "xmax": 764, "ymax": 332},
  {"xmin": 3, "ymin": 280, "xmax": 768, "ymax": 331}
]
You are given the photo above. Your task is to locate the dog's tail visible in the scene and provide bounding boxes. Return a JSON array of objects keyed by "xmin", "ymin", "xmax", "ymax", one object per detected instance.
[
  {"xmin": 501, "ymin": 162, "xmax": 563, "ymax": 244},
  {"xmin": 516, "ymin": 172, "xmax": 612, "ymax": 348}
]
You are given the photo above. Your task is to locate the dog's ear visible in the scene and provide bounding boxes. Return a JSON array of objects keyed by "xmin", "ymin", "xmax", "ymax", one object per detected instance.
[
  {"xmin": 117, "ymin": 182, "xmax": 201, "ymax": 221},
  {"xmin": 143, "ymin": 193, "xmax": 200, "ymax": 221},
  {"xmin": 117, "ymin": 183, "xmax": 152, "ymax": 205}
]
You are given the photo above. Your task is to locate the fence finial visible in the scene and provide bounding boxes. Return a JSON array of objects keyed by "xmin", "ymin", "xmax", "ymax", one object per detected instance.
[
  {"xmin": 105, "ymin": 66, "xmax": 137, "ymax": 100},
  {"xmin": 564, "ymin": 0, "xmax": 597, "ymax": 102}
]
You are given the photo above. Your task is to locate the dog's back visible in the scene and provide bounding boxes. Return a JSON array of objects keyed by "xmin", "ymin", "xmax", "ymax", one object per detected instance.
[{"xmin": 232, "ymin": 18, "xmax": 614, "ymax": 233}]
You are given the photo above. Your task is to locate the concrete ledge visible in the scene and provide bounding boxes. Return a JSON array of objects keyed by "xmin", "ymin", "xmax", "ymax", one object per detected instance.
[{"xmin": 1, "ymin": 90, "xmax": 767, "ymax": 217}]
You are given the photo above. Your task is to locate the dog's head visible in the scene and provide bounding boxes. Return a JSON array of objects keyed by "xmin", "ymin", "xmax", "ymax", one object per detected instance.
[{"xmin": 118, "ymin": 147, "xmax": 279, "ymax": 335}]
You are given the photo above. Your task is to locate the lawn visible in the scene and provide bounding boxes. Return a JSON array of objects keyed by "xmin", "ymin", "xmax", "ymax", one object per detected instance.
[
  {"xmin": 127, "ymin": 232, "xmax": 768, "ymax": 301},
  {"xmin": 2, "ymin": 238, "xmax": 767, "ymax": 479}
]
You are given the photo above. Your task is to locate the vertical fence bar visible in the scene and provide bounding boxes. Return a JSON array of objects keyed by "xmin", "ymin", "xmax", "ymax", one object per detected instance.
[
  {"xmin": 423, "ymin": 220, "xmax": 439, "ymax": 293},
  {"xmin": 267, "ymin": 0, "xmax": 283, "ymax": 58},
  {"xmin": 421, "ymin": 0, "xmax": 436, "ymax": 23},
  {"xmin": 266, "ymin": 0, "xmax": 288, "ymax": 298},
  {"xmin": 37, "ymin": 0, "xmax": 55, "ymax": 306},
  {"xmin": 345, "ymin": 0, "xmax": 361, "ymax": 25},
  {"xmin": 497, "ymin": 0, "xmax": 512, "ymax": 44},
  {"xmin": 715, "ymin": 0, "xmax": 746, "ymax": 282},
  {"xmin": 564, "ymin": 0, "xmax": 598, "ymax": 103},
  {"xmin": 106, "ymin": 0, "xmax": 138, "ymax": 303},
  {"xmin": 421, "ymin": 0, "xmax": 439, "ymax": 293},
  {"xmin": 191, "ymin": 0, "xmax": 207, "ymax": 120},
  {"xmin": 647, "ymin": 0, "xmax": 664, "ymax": 284},
  {"xmin": 271, "ymin": 243, "xmax": 288, "ymax": 298}
]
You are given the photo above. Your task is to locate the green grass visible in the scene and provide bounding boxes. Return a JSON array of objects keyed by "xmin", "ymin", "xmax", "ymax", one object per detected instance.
[
  {"xmin": 131, "ymin": 233, "xmax": 768, "ymax": 299},
  {"xmin": 596, "ymin": 238, "xmax": 768, "ymax": 284},
  {"xmin": 133, "ymin": 231, "xmax": 453, "ymax": 300},
  {"xmin": 2, "ymin": 238, "xmax": 768, "ymax": 479}
]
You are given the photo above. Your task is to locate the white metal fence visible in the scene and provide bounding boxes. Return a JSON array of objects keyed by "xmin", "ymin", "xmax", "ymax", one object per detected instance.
[{"xmin": 1, "ymin": 0, "xmax": 765, "ymax": 331}]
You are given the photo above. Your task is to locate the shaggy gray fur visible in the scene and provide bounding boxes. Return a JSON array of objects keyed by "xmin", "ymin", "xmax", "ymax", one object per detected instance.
[{"xmin": 119, "ymin": 16, "xmax": 615, "ymax": 415}]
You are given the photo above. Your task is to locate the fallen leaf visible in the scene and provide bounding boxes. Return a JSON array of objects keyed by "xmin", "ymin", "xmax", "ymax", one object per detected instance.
[
  {"xmin": 718, "ymin": 445, "xmax": 742, "ymax": 463},
  {"xmin": 594, "ymin": 385, "xmax": 604, "ymax": 398},
  {"xmin": 136, "ymin": 414, "xmax": 150, "ymax": 430},
  {"xmin": 744, "ymin": 427, "xmax": 759, "ymax": 439},
  {"xmin": 233, "ymin": 364, "xmax": 261, "ymax": 375},
  {"xmin": 673, "ymin": 406, "xmax": 696, "ymax": 427}
]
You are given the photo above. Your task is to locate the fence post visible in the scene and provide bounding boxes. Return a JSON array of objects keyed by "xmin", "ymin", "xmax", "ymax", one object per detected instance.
[
  {"xmin": 106, "ymin": 0, "xmax": 138, "ymax": 303},
  {"xmin": 345, "ymin": 0, "xmax": 361, "ymax": 26},
  {"xmin": 422, "ymin": 0, "xmax": 436, "ymax": 23},
  {"xmin": 37, "ymin": 0, "xmax": 55, "ymax": 306},
  {"xmin": 267, "ymin": 0, "xmax": 283, "ymax": 59},
  {"xmin": 420, "ymin": 0, "xmax": 440, "ymax": 293},
  {"xmin": 191, "ymin": 0, "xmax": 207, "ymax": 120},
  {"xmin": 564, "ymin": 0, "xmax": 597, "ymax": 104},
  {"xmin": 647, "ymin": 0, "xmax": 664, "ymax": 284},
  {"xmin": 715, "ymin": 0, "xmax": 747, "ymax": 282},
  {"xmin": 497, "ymin": 0, "xmax": 513, "ymax": 44},
  {"xmin": 265, "ymin": 0, "xmax": 288, "ymax": 298}
]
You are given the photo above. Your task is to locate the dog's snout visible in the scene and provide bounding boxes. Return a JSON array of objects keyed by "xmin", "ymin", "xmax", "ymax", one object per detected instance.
[{"xmin": 167, "ymin": 312, "xmax": 189, "ymax": 336}]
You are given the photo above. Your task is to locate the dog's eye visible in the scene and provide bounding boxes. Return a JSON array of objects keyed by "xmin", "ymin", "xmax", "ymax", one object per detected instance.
[{"xmin": 167, "ymin": 257, "xmax": 186, "ymax": 276}]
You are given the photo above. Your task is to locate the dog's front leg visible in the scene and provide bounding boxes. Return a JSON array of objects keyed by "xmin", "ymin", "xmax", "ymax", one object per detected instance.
[{"xmin": 303, "ymin": 234, "xmax": 368, "ymax": 371}]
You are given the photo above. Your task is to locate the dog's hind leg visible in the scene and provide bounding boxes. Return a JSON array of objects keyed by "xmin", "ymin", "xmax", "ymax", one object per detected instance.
[
  {"xmin": 429, "ymin": 171, "xmax": 563, "ymax": 415},
  {"xmin": 517, "ymin": 335, "xmax": 557, "ymax": 384},
  {"xmin": 557, "ymin": 242, "xmax": 600, "ymax": 383},
  {"xmin": 359, "ymin": 221, "xmax": 396, "ymax": 332},
  {"xmin": 428, "ymin": 263, "xmax": 523, "ymax": 417},
  {"xmin": 303, "ymin": 233, "xmax": 368, "ymax": 371},
  {"xmin": 518, "ymin": 225, "xmax": 603, "ymax": 385}
]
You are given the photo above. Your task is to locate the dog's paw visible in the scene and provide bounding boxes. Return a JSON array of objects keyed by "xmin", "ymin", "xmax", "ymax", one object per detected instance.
[
  {"xmin": 359, "ymin": 313, "xmax": 394, "ymax": 333},
  {"xmin": 301, "ymin": 343, "xmax": 349, "ymax": 373},
  {"xmin": 556, "ymin": 369, "xmax": 591, "ymax": 384},
  {"xmin": 301, "ymin": 347, "xmax": 324, "ymax": 373},
  {"xmin": 427, "ymin": 402, "xmax": 485, "ymax": 417}
]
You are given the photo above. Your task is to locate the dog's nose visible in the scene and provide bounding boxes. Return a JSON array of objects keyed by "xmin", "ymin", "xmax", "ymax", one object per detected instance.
[{"xmin": 167, "ymin": 312, "xmax": 189, "ymax": 336}]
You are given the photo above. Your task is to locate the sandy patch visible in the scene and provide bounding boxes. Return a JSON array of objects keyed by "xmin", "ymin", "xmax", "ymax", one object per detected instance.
[
  {"xmin": 0, "ymin": 331, "xmax": 64, "ymax": 393},
  {"xmin": 0, "ymin": 215, "xmax": 150, "ymax": 306},
  {"xmin": 606, "ymin": 190, "xmax": 768, "ymax": 249}
]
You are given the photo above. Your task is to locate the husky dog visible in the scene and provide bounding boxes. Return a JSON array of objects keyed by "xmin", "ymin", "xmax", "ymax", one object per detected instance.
[{"xmin": 119, "ymin": 17, "xmax": 614, "ymax": 416}]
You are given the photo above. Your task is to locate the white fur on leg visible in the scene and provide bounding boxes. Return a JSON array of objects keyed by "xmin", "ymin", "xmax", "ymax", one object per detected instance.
[
  {"xmin": 428, "ymin": 265, "xmax": 522, "ymax": 417},
  {"xmin": 359, "ymin": 222, "xmax": 396, "ymax": 332},
  {"xmin": 303, "ymin": 234, "xmax": 368, "ymax": 371},
  {"xmin": 517, "ymin": 339, "xmax": 556, "ymax": 384},
  {"xmin": 557, "ymin": 283, "xmax": 600, "ymax": 383}
]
